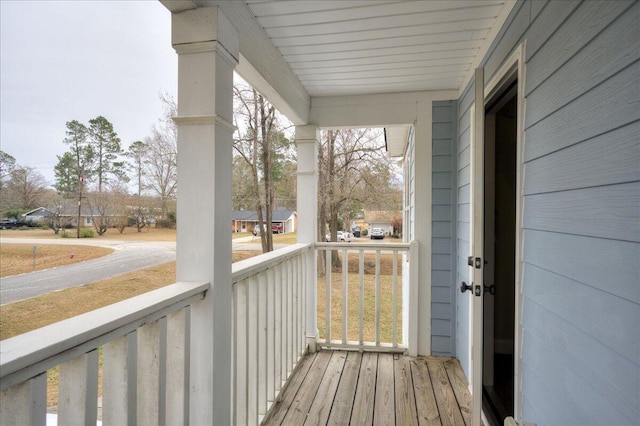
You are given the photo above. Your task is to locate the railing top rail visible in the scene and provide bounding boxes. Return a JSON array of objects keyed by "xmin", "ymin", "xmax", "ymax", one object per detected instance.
[
  {"xmin": 315, "ymin": 242, "xmax": 412, "ymax": 250},
  {"xmin": 232, "ymin": 242, "xmax": 312, "ymax": 284},
  {"xmin": 0, "ymin": 281, "xmax": 208, "ymax": 390}
]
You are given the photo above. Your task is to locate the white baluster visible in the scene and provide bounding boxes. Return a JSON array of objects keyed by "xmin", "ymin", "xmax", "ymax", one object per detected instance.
[
  {"xmin": 103, "ymin": 335, "xmax": 129, "ymax": 425},
  {"xmin": 166, "ymin": 309, "xmax": 187, "ymax": 425},
  {"xmin": 393, "ymin": 251, "xmax": 399, "ymax": 347},
  {"xmin": 266, "ymin": 267, "xmax": 276, "ymax": 403},
  {"xmin": 58, "ymin": 349, "xmax": 99, "ymax": 425},
  {"xmin": 0, "ymin": 373, "xmax": 46, "ymax": 425},
  {"xmin": 137, "ymin": 321, "xmax": 160, "ymax": 425},
  {"xmin": 375, "ymin": 250, "xmax": 381, "ymax": 346}
]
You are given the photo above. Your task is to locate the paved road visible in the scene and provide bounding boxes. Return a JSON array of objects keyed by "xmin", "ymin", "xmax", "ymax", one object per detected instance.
[
  {"xmin": 0, "ymin": 238, "xmax": 177, "ymax": 305},
  {"xmin": 0, "ymin": 237, "xmax": 288, "ymax": 305}
]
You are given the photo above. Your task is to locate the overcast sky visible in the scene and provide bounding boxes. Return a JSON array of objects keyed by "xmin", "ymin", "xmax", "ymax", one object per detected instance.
[{"xmin": 1, "ymin": 0, "xmax": 177, "ymax": 185}]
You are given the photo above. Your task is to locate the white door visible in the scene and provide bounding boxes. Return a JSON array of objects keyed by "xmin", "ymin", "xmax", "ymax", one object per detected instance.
[{"xmin": 470, "ymin": 67, "xmax": 485, "ymax": 426}]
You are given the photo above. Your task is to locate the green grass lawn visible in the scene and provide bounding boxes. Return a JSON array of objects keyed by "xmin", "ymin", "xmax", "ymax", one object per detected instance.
[{"xmin": 317, "ymin": 272, "xmax": 403, "ymax": 344}]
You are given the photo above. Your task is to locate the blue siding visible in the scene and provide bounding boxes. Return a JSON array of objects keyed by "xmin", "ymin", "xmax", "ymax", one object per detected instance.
[
  {"xmin": 431, "ymin": 100, "xmax": 457, "ymax": 356},
  {"xmin": 454, "ymin": 0, "xmax": 640, "ymax": 423}
]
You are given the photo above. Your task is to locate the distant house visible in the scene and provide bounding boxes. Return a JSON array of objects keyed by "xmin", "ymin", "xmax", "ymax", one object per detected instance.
[
  {"xmin": 22, "ymin": 206, "xmax": 92, "ymax": 228},
  {"xmin": 31, "ymin": 206, "xmax": 128, "ymax": 228},
  {"xmin": 21, "ymin": 207, "xmax": 53, "ymax": 224},
  {"xmin": 232, "ymin": 209, "xmax": 296, "ymax": 234},
  {"xmin": 364, "ymin": 210, "xmax": 401, "ymax": 236}
]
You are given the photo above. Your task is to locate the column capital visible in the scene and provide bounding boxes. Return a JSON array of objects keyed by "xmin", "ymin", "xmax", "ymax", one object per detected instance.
[
  {"xmin": 172, "ymin": 114, "xmax": 236, "ymax": 133},
  {"xmin": 172, "ymin": 7, "xmax": 239, "ymax": 64},
  {"xmin": 295, "ymin": 124, "xmax": 320, "ymax": 143}
]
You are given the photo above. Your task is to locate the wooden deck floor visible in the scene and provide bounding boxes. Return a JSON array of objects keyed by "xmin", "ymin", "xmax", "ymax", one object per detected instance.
[{"xmin": 263, "ymin": 350, "xmax": 472, "ymax": 426}]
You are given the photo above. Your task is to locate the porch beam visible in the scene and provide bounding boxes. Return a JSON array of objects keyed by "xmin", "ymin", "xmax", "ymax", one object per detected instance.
[
  {"xmin": 171, "ymin": 6, "xmax": 238, "ymax": 425},
  {"xmin": 309, "ymin": 90, "xmax": 456, "ymax": 128},
  {"xmin": 295, "ymin": 125, "xmax": 319, "ymax": 352}
]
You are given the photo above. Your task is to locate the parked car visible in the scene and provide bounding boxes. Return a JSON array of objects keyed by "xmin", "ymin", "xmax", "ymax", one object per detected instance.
[
  {"xmin": 370, "ymin": 228, "xmax": 385, "ymax": 239},
  {"xmin": 325, "ymin": 231, "xmax": 354, "ymax": 242},
  {"xmin": 0, "ymin": 219, "xmax": 27, "ymax": 229},
  {"xmin": 272, "ymin": 223, "xmax": 283, "ymax": 234},
  {"xmin": 352, "ymin": 226, "xmax": 361, "ymax": 237}
]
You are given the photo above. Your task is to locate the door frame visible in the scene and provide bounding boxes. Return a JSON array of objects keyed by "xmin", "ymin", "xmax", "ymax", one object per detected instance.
[{"xmin": 469, "ymin": 42, "xmax": 526, "ymax": 425}]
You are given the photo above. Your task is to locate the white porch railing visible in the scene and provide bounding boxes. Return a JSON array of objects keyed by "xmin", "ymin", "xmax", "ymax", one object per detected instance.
[
  {"xmin": 232, "ymin": 243, "xmax": 312, "ymax": 425},
  {"xmin": 0, "ymin": 240, "xmax": 417, "ymax": 425},
  {"xmin": 315, "ymin": 241, "xmax": 418, "ymax": 352},
  {"xmin": 0, "ymin": 281, "xmax": 208, "ymax": 425}
]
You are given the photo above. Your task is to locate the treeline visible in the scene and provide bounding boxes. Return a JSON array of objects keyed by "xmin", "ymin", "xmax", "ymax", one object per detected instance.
[
  {"xmin": 0, "ymin": 95, "xmax": 178, "ymax": 235},
  {"xmin": 2, "ymin": 83, "xmax": 402, "ymax": 241}
]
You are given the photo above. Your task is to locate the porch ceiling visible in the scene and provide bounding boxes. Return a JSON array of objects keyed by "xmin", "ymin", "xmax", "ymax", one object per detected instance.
[
  {"xmin": 162, "ymin": 0, "xmax": 515, "ymax": 147},
  {"xmin": 244, "ymin": 0, "xmax": 514, "ymax": 97}
]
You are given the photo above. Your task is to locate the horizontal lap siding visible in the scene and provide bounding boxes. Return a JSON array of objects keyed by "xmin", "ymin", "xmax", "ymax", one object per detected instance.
[
  {"xmin": 455, "ymin": 0, "xmax": 640, "ymax": 423},
  {"xmin": 520, "ymin": 1, "xmax": 640, "ymax": 419},
  {"xmin": 431, "ymin": 101, "xmax": 457, "ymax": 357}
]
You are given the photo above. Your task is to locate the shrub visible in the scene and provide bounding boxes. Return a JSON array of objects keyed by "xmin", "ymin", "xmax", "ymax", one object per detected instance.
[
  {"xmin": 80, "ymin": 228, "xmax": 95, "ymax": 238},
  {"xmin": 3, "ymin": 209, "xmax": 28, "ymax": 220},
  {"xmin": 156, "ymin": 211, "xmax": 176, "ymax": 229},
  {"xmin": 156, "ymin": 219, "xmax": 173, "ymax": 229},
  {"xmin": 362, "ymin": 229, "xmax": 369, "ymax": 237}
]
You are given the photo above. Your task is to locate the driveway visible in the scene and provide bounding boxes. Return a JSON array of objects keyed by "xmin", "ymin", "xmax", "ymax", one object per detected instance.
[
  {"xmin": 0, "ymin": 238, "xmax": 177, "ymax": 305},
  {"xmin": 0, "ymin": 237, "xmax": 287, "ymax": 305}
]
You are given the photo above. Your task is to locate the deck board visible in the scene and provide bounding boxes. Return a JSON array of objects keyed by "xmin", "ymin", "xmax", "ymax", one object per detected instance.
[
  {"xmin": 282, "ymin": 351, "xmax": 332, "ymax": 425},
  {"xmin": 351, "ymin": 353, "xmax": 377, "ymax": 425},
  {"xmin": 373, "ymin": 353, "xmax": 395, "ymax": 425},
  {"xmin": 262, "ymin": 352, "xmax": 316, "ymax": 425},
  {"xmin": 427, "ymin": 358, "xmax": 466, "ymax": 426},
  {"xmin": 304, "ymin": 351, "xmax": 347, "ymax": 425},
  {"xmin": 444, "ymin": 358, "xmax": 472, "ymax": 426},
  {"xmin": 326, "ymin": 351, "xmax": 361, "ymax": 425},
  {"xmin": 263, "ymin": 350, "xmax": 472, "ymax": 426},
  {"xmin": 412, "ymin": 357, "xmax": 441, "ymax": 426},
  {"xmin": 394, "ymin": 354, "xmax": 418, "ymax": 425}
]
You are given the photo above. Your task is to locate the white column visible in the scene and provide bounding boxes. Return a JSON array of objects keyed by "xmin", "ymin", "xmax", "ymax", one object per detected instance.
[
  {"xmin": 414, "ymin": 101, "xmax": 433, "ymax": 356},
  {"xmin": 171, "ymin": 7, "xmax": 238, "ymax": 425},
  {"xmin": 295, "ymin": 125, "xmax": 319, "ymax": 352}
]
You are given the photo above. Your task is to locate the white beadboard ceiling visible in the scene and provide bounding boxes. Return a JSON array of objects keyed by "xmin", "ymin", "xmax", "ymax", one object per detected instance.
[
  {"xmin": 164, "ymin": 0, "xmax": 515, "ymax": 99},
  {"xmin": 163, "ymin": 0, "xmax": 515, "ymax": 153},
  {"xmin": 243, "ymin": 0, "xmax": 513, "ymax": 97}
]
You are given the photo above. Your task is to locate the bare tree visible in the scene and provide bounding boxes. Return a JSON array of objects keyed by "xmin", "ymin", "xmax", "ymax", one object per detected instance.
[
  {"xmin": 84, "ymin": 185, "xmax": 127, "ymax": 236},
  {"xmin": 318, "ymin": 128, "xmax": 401, "ymax": 265},
  {"xmin": 127, "ymin": 140, "xmax": 149, "ymax": 232},
  {"xmin": 233, "ymin": 84, "xmax": 292, "ymax": 253},
  {"xmin": 85, "ymin": 192, "xmax": 112, "ymax": 236},
  {"xmin": 232, "ymin": 156, "xmax": 256, "ymax": 211},
  {"xmin": 47, "ymin": 196, "xmax": 76, "ymax": 234},
  {"xmin": 144, "ymin": 94, "xmax": 177, "ymax": 219},
  {"xmin": 5, "ymin": 166, "xmax": 49, "ymax": 210},
  {"xmin": 0, "ymin": 150, "xmax": 16, "ymax": 192},
  {"xmin": 272, "ymin": 159, "xmax": 297, "ymax": 210}
]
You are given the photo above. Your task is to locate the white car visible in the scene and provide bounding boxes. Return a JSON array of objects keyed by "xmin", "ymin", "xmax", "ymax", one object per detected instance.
[
  {"xmin": 325, "ymin": 231, "xmax": 354, "ymax": 242},
  {"xmin": 370, "ymin": 228, "xmax": 385, "ymax": 239}
]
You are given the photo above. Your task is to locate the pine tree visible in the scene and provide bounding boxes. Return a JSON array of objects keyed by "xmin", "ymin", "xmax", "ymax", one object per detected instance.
[
  {"xmin": 88, "ymin": 116, "xmax": 126, "ymax": 192},
  {"xmin": 54, "ymin": 120, "xmax": 94, "ymax": 237}
]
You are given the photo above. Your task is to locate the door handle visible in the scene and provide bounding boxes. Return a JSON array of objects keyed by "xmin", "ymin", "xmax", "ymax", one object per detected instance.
[{"xmin": 460, "ymin": 281, "xmax": 473, "ymax": 293}]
